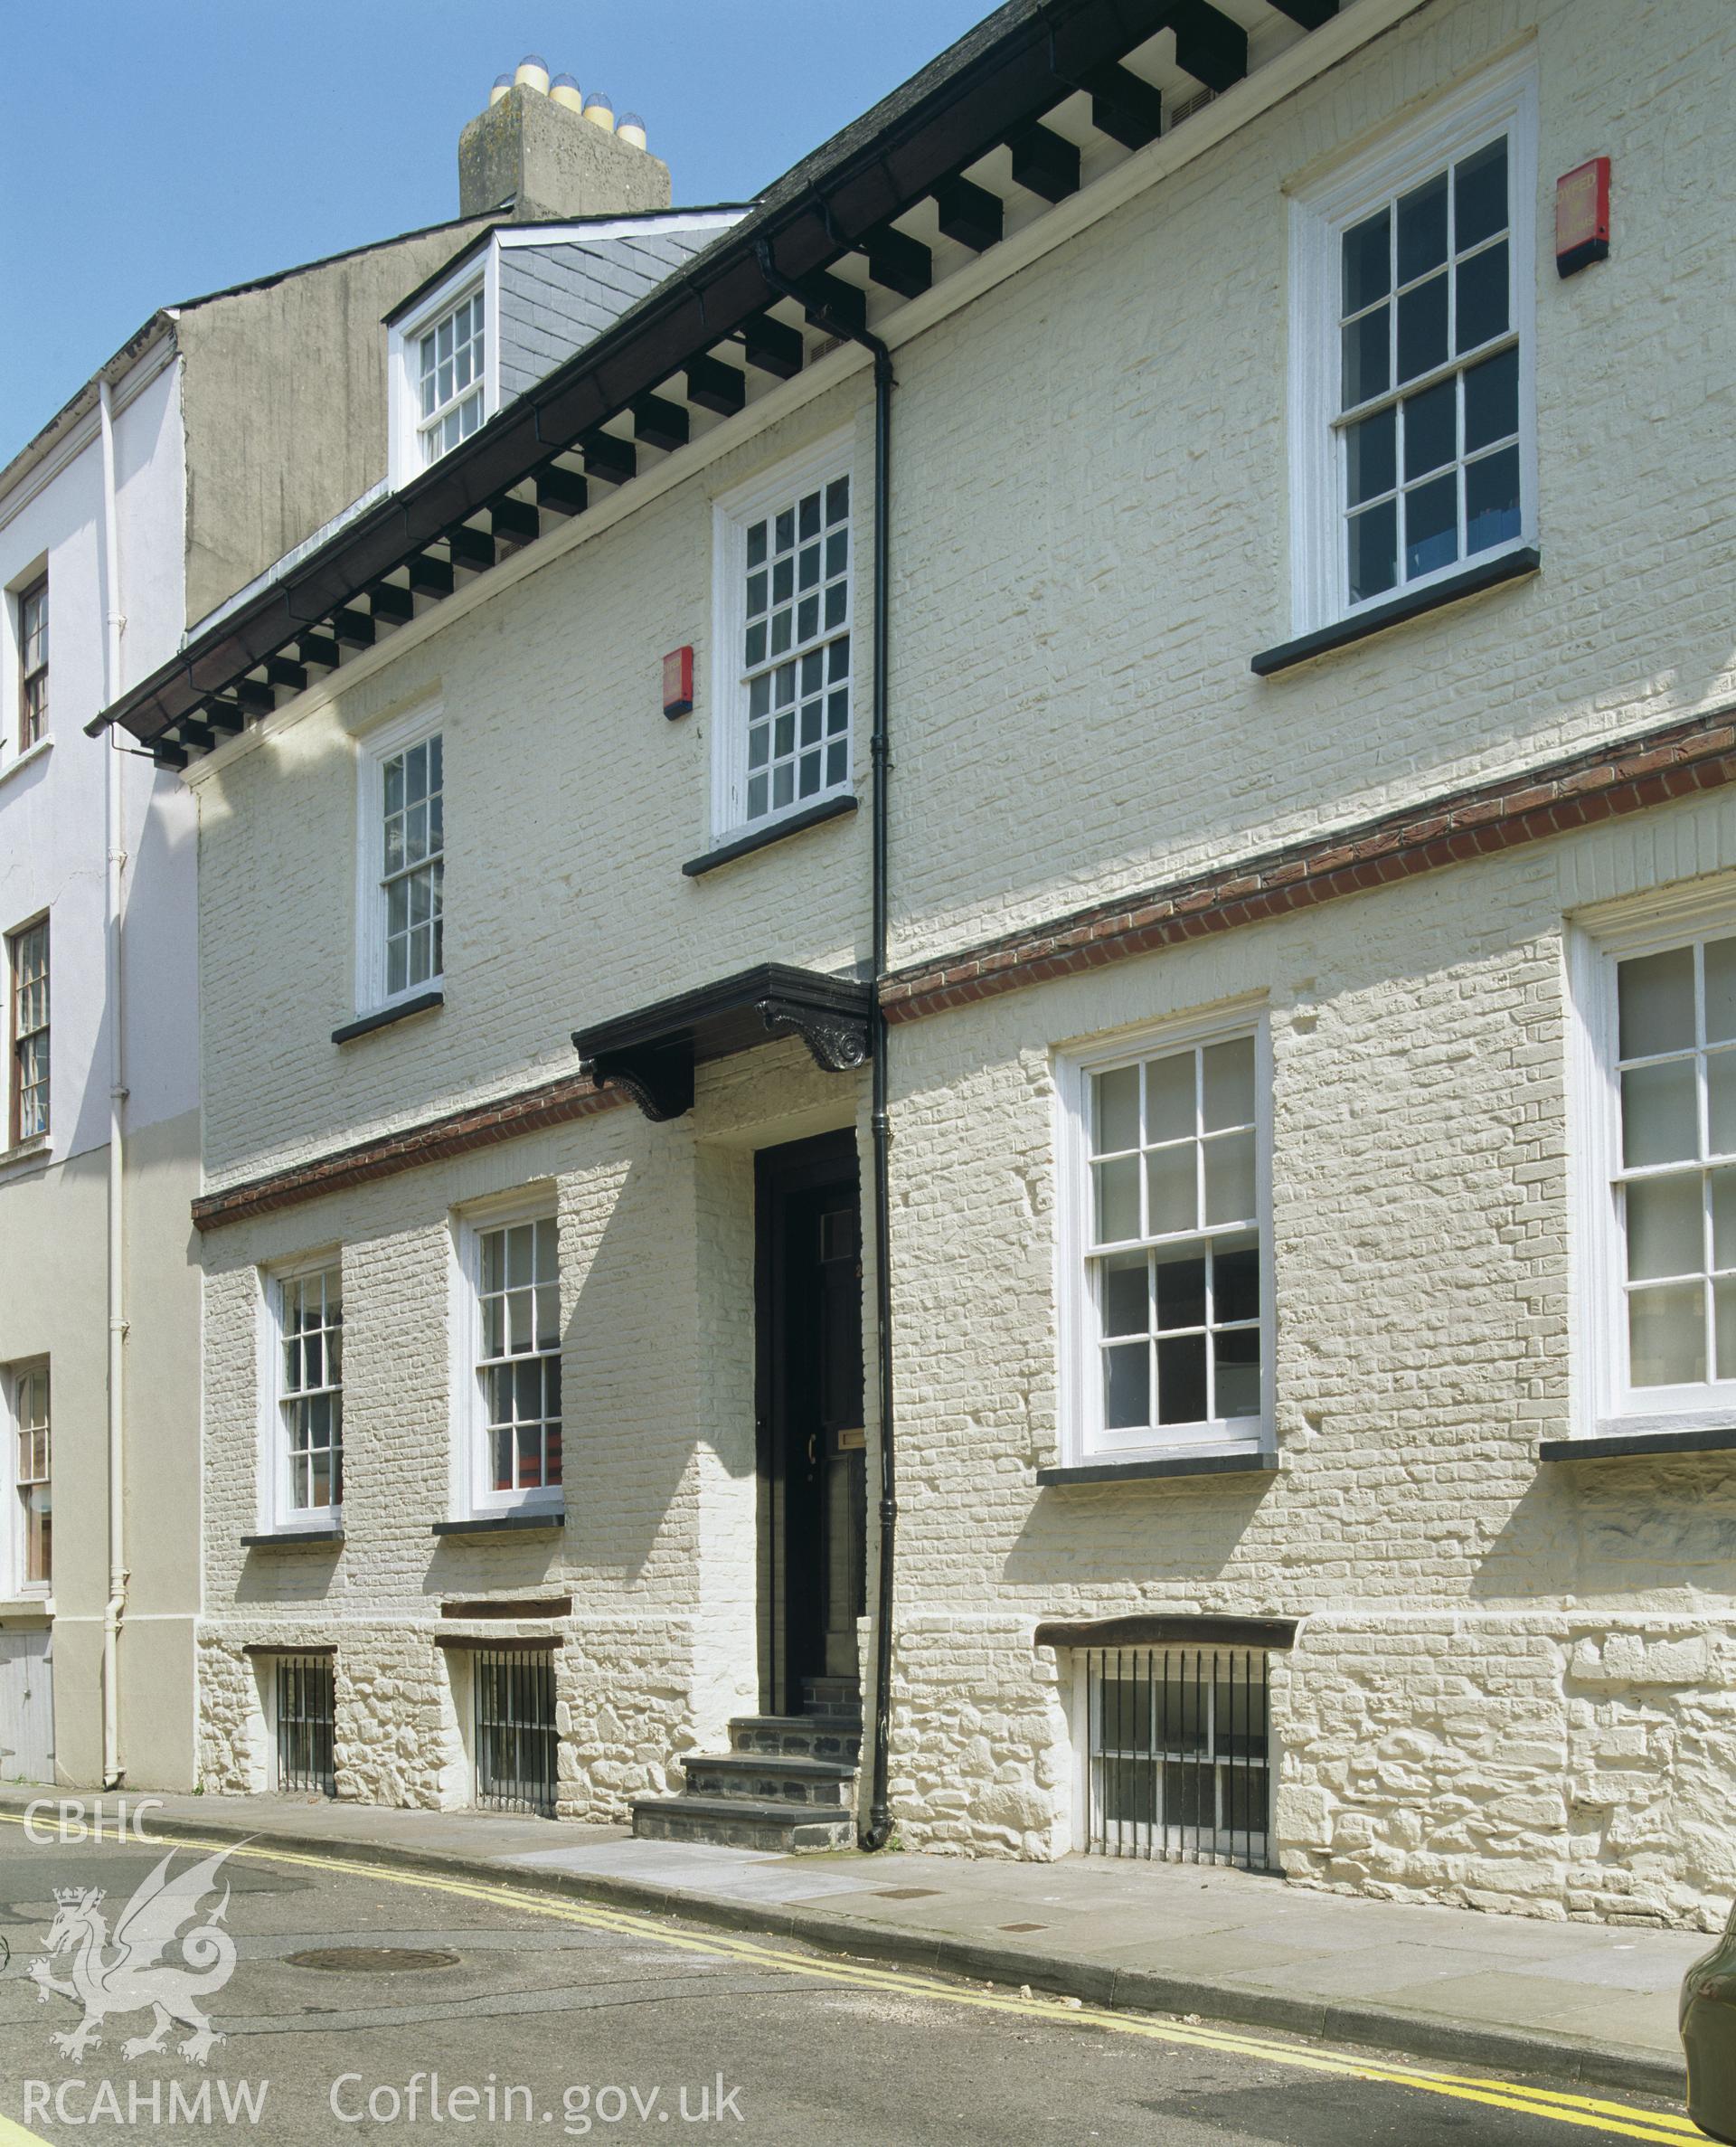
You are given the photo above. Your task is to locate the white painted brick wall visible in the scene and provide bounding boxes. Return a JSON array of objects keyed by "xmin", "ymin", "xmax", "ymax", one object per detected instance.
[
  {"xmin": 192, "ymin": 0, "xmax": 1736, "ymax": 1922},
  {"xmin": 879, "ymin": 791, "xmax": 1736, "ymax": 1924}
]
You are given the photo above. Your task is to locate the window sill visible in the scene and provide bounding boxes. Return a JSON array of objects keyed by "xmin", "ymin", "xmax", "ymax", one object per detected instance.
[
  {"xmin": 0, "ymin": 1134, "xmax": 51, "ymax": 1181},
  {"xmin": 332, "ymin": 989, "xmax": 444, "ymax": 1045},
  {"xmin": 1036, "ymin": 1450, "xmax": 1278, "ymax": 1486},
  {"xmin": 1251, "ymin": 547, "xmax": 1540, "ymax": 678},
  {"xmin": 1541, "ymin": 1425, "xmax": 1736, "ymax": 1462},
  {"xmin": 432, "ymin": 1510, "xmax": 566, "ymax": 1537},
  {"xmin": 0, "ymin": 1597, "xmax": 52, "ymax": 1623},
  {"xmin": 0, "ymin": 736, "xmax": 52, "ymax": 791},
  {"xmin": 683, "ymin": 794, "xmax": 857, "ymax": 879},
  {"xmin": 241, "ymin": 1526, "xmax": 344, "ymax": 1548}
]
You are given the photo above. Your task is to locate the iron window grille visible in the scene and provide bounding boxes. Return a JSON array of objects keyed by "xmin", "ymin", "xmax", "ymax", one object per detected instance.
[
  {"xmin": 274, "ymin": 1654, "xmax": 335, "ymax": 1795},
  {"xmin": 474, "ymin": 1647, "xmax": 557, "ymax": 1816},
  {"xmin": 1084, "ymin": 1646, "xmax": 1272, "ymax": 1871}
]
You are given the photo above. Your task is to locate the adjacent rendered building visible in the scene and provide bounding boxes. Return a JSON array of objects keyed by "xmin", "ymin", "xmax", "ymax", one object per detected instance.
[
  {"xmin": 98, "ymin": 0, "xmax": 1736, "ymax": 1928},
  {"xmin": 0, "ymin": 64, "xmax": 679, "ymax": 1788}
]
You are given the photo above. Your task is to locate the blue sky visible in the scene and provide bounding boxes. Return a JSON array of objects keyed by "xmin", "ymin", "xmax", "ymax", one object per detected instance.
[{"xmin": 0, "ymin": 0, "xmax": 990, "ymax": 457}]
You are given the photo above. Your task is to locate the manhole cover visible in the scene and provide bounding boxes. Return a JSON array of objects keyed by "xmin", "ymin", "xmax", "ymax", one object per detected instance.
[
  {"xmin": 284, "ymin": 1947, "xmax": 458, "ymax": 1974},
  {"xmin": 875, "ymin": 1887, "xmax": 939, "ymax": 1900}
]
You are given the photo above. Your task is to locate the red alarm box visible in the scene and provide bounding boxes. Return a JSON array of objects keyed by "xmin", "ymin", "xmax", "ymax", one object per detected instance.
[
  {"xmin": 663, "ymin": 646, "xmax": 694, "ymax": 719},
  {"xmin": 1555, "ymin": 157, "xmax": 1610, "ymax": 277}
]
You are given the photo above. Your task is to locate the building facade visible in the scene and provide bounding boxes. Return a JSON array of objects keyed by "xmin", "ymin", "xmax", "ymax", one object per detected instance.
[
  {"xmin": 0, "ymin": 64, "xmax": 678, "ymax": 1788},
  {"xmin": 103, "ymin": 0, "xmax": 1736, "ymax": 1926}
]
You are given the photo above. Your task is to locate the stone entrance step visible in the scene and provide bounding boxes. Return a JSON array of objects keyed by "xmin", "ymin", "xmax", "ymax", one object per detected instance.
[
  {"xmin": 730, "ymin": 1713, "xmax": 863, "ymax": 1764},
  {"xmin": 630, "ymin": 1698, "xmax": 864, "ymax": 1851},
  {"xmin": 629, "ymin": 1792, "xmax": 856, "ymax": 1852},
  {"xmin": 683, "ymin": 1750, "xmax": 855, "ymax": 1807}
]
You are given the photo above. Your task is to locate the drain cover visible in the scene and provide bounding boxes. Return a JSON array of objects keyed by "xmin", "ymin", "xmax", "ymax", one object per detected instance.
[
  {"xmin": 875, "ymin": 1887, "xmax": 939, "ymax": 1900},
  {"xmin": 284, "ymin": 1947, "xmax": 458, "ymax": 1974}
]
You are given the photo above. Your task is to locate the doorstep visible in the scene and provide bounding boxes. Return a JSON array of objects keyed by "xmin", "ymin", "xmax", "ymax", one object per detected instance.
[{"xmin": 0, "ymin": 1788, "xmax": 1701, "ymax": 2099}]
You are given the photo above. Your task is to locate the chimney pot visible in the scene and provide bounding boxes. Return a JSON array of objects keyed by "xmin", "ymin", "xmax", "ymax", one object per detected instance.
[
  {"xmin": 488, "ymin": 72, "xmax": 512, "ymax": 108},
  {"xmin": 458, "ymin": 77, "xmax": 671, "ymax": 220},
  {"xmin": 514, "ymin": 54, "xmax": 551, "ymax": 94},
  {"xmin": 618, "ymin": 113, "xmax": 647, "ymax": 151}
]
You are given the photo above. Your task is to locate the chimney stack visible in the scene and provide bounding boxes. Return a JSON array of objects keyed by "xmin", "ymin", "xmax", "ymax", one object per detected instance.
[{"xmin": 458, "ymin": 56, "xmax": 672, "ymax": 222}]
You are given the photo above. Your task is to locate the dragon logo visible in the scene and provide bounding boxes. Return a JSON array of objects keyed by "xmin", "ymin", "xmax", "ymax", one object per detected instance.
[{"xmin": 27, "ymin": 1844, "xmax": 239, "ymax": 2066}]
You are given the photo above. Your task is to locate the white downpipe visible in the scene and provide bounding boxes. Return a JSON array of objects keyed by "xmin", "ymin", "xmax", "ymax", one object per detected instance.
[{"xmin": 98, "ymin": 377, "xmax": 128, "ymax": 1789}]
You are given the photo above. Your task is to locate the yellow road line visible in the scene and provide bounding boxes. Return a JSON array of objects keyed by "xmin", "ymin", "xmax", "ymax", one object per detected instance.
[{"xmin": 0, "ymin": 1815, "xmax": 1693, "ymax": 2144}]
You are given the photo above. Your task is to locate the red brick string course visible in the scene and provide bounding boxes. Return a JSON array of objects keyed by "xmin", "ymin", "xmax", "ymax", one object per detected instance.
[
  {"xmin": 880, "ymin": 704, "xmax": 1736, "ymax": 1024},
  {"xmin": 192, "ymin": 1073, "xmax": 622, "ymax": 1231},
  {"xmin": 195, "ymin": 702, "xmax": 1736, "ymax": 1226}
]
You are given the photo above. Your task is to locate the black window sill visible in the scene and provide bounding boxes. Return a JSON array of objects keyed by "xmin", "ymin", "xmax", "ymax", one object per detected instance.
[
  {"xmin": 241, "ymin": 1527, "xmax": 344, "ymax": 1548},
  {"xmin": 1541, "ymin": 1425, "xmax": 1736, "ymax": 1462},
  {"xmin": 1036, "ymin": 1451, "xmax": 1278, "ymax": 1487},
  {"xmin": 1251, "ymin": 547, "xmax": 1540, "ymax": 678},
  {"xmin": 332, "ymin": 989, "xmax": 444, "ymax": 1045},
  {"xmin": 432, "ymin": 1511, "xmax": 566, "ymax": 1537},
  {"xmin": 683, "ymin": 795, "xmax": 857, "ymax": 879}
]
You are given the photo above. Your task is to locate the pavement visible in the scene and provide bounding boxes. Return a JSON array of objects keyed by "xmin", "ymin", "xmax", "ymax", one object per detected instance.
[
  {"xmin": 0, "ymin": 1787, "xmax": 1707, "ymax": 2104},
  {"xmin": 0, "ymin": 1818, "xmax": 1694, "ymax": 2147}
]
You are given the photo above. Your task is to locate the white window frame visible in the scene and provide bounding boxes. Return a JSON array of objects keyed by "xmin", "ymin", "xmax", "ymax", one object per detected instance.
[
  {"xmin": 449, "ymin": 1191, "xmax": 565, "ymax": 1520},
  {"xmin": 387, "ymin": 249, "xmax": 499, "ymax": 489},
  {"xmin": 4, "ymin": 1358, "xmax": 51, "ymax": 1600},
  {"xmin": 353, "ymin": 701, "xmax": 445, "ymax": 1018},
  {"xmin": 709, "ymin": 431, "xmax": 855, "ymax": 845},
  {"xmin": 1287, "ymin": 50, "xmax": 1538, "ymax": 638},
  {"xmin": 1570, "ymin": 889, "xmax": 1736, "ymax": 1442},
  {"xmin": 258, "ymin": 1255, "xmax": 344, "ymax": 1533},
  {"xmin": 1055, "ymin": 999, "xmax": 1274, "ymax": 1467}
]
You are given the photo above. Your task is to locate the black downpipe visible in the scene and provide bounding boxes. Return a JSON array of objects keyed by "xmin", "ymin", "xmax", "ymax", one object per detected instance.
[{"xmin": 754, "ymin": 242, "xmax": 900, "ymax": 1850}]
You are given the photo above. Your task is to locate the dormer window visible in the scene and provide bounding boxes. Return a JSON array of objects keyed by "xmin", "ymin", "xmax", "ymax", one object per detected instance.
[
  {"xmin": 388, "ymin": 253, "xmax": 498, "ymax": 487},
  {"xmin": 418, "ymin": 288, "xmax": 486, "ymax": 466}
]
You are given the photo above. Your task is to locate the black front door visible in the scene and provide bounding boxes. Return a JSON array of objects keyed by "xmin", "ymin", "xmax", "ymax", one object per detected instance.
[{"xmin": 756, "ymin": 1131, "xmax": 865, "ymax": 1717}]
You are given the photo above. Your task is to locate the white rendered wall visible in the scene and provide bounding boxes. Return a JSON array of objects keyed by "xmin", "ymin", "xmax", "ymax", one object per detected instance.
[{"xmin": 0, "ymin": 345, "xmax": 200, "ymax": 1787}]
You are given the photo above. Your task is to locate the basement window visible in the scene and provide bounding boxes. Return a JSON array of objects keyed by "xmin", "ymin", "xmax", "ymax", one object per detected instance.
[
  {"xmin": 1080, "ymin": 1644, "xmax": 1272, "ymax": 1869},
  {"xmin": 273, "ymin": 1654, "xmax": 336, "ymax": 1796},
  {"xmin": 474, "ymin": 1646, "xmax": 557, "ymax": 1816}
]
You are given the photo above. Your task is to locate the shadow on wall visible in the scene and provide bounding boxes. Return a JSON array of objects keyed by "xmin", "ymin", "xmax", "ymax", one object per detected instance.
[
  {"xmin": 1001, "ymin": 1471, "xmax": 1276, "ymax": 1591},
  {"xmin": 235, "ymin": 1539, "xmax": 343, "ymax": 1608},
  {"xmin": 1470, "ymin": 1450, "xmax": 1736, "ymax": 1603},
  {"xmin": 415, "ymin": 1127, "xmax": 759, "ymax": 1601}
]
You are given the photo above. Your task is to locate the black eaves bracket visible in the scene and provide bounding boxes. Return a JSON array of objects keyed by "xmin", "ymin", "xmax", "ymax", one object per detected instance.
[
  {"xmin": 756, "ymin": 994, "xmax": 871, "ymax": 1074},
  {"xmin": 583, "ymin": 1047, "xmax": 695, "ymax": 1123}
]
